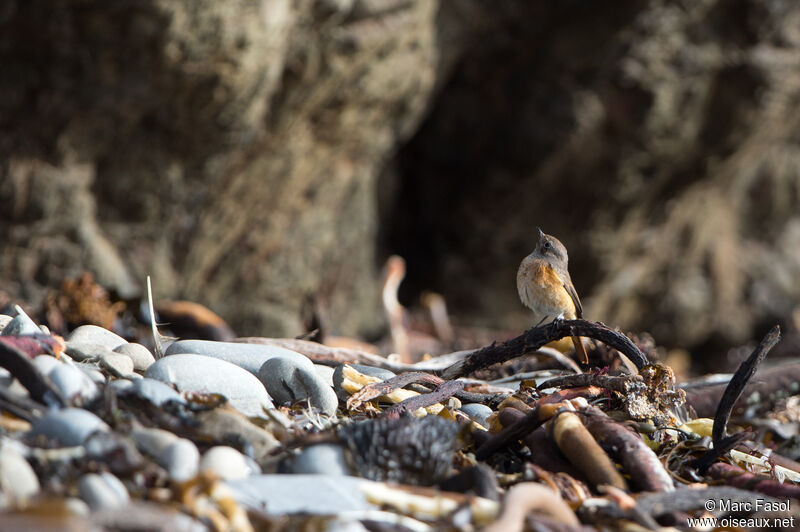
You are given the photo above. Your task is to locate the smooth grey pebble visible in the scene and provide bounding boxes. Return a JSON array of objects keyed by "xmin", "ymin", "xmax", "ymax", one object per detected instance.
[
  {"xmin": 78, "ymin": 472, "xmax": 129, "ymax": 510},
  {"xmin": 160, "ymin": 438, "xmax": 199, "ymax": 482},
  {"xmin": 131, "ymin": 378, "xmax": 185, "ymax": 406},
  {"xmin": 1, "ymin": 309, "xmax": 40, "ymax": 336},
  {"xmin": 49, "ymin": 363, "xmax": 98, "ymax": 402},
  {"xmin": 313, "ymin": 364, "xmax": 335, "ymax": 386},
  {"xmin": 100, "ymin": 353, "xmax": 135, "ymax": 377},
  {"xmin": 0, "ymin": 443, "xmax": 40, "ymax": 502},
  {"xmin": 114, "ymin": 343, "xmax": 155, "ymax": 371},
  {"xmin": 200, "ymin": 446, "xmax": 250, "ymax": 480},
  {"xmin": 65, "ymin": 342, "xmax": 117, "ymax": 362},
  {"xmin": 32, "ymin": 355, "xmax": 61, "ymax": 375},
  {"xmin": 30, "ymin": 408, "xmax": 110, "ymax": 446},
  {"xmin": 459, "ymin": 403, "xmax": 494, "ymax": 427},
  {"xmin": 259, "ymin": 357, "xmax": 338, "ymax": 416},
  {"xmin": 164, "ymin": 339, "xmax": 311, "ymax": 375},
  {"xmin": 67, "ymin": 325, "xmax": 127, "ymax": 350},
  {"xmin": 284, "ymin": 443, "xmax": 349, "ymax": 476},
  {"xmin": 146, "ymin": 354, "xmax": 274, "ymax": 418},
  {"xmin": 132, "ymin": 427, "xmax": 179, "ymax": 458},
  {"xmin": 225, "ymin": 475, "xmax": 376, "ymax": 515}
]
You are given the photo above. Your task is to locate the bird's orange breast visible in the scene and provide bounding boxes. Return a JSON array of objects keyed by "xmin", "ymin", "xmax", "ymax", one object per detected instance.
[{"xmin": 517, "ymin": 258, "xmax": 577, "ymax": 320}]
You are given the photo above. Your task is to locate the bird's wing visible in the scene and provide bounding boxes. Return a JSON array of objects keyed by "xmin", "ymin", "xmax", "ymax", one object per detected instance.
[{"xmin": 563, "ymin": 276, "xmax": 583, "ymax": 318}]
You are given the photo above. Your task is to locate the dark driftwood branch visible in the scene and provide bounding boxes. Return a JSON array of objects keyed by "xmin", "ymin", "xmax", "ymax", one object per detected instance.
[
  {"xmin": 441, "ymin": 319, "xmax": 648, "ymax": 380},
  {"xmin": 383, "ymin": 380, "xmax": 465, "ymax": 419},
  {"xmin": 691, "ymin": 325, "xmax": 780, "ymax": 472},
  {"xmin": 712, "ymin": 325, "xmax": 780, "ymax": 443},
  {"xmin": 537, "ymin": 373, "xmax": 640, "ymax": 394}
]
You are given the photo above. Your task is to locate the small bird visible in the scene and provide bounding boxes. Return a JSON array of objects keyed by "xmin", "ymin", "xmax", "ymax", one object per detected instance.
[{"xmin": 517, "ymin": 228, "xmax": 589, "ymax": 363}]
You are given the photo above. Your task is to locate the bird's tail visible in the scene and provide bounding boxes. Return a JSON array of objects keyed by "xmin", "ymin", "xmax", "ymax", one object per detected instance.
[{"xmin": 571, "ymin": 335, "xmax": 588, "ymax": 364}]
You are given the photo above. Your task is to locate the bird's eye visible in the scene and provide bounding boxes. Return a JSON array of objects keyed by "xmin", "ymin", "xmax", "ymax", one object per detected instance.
[{"xmin": 544, "ymin": 241, "xmax": 552, "ymax": 249}]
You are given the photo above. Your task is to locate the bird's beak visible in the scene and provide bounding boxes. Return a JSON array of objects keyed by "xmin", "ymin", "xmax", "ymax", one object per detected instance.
[{"xmin": 537, "ymin": 227, "xmax": 545, "ymax": 240}]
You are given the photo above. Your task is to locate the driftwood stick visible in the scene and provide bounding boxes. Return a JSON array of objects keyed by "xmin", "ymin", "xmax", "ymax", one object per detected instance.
[
  {"xmin": 348, "ymin": 372, "xmax": 443, "ymax": 410},
  {"xmin": 537, "ymin": 373, "xmax": 642, "ymax": 394},
  {"xmin": 712, "ymin": 326, "xmax": 780, "ymax": 443},
  {"xmin": 441, "ymin": 319, "xmax": 648, "ymax": 380},
  {"xmin": 383, "ymin": 380, "xmax": 465, "ymax": 419},
  {"xmin": 692, "ymin": 326, "xmax": 780, "ymax": 472}
]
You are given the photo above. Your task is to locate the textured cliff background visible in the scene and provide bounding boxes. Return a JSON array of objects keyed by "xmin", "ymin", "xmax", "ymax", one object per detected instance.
[{"xmin": 2, "ymin": 0, "xmax": 800, "ymax": 364}]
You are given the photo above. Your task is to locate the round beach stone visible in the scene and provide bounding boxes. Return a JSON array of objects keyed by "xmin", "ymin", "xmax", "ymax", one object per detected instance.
[
  {"xmin": 259, "ymin": 357, "xmax": 338, "ymax": 416},
  {"xmin": 160, "ymin": 438, "xmax": 199, "ymax": 482},
  {"xmin": 1, "ymin": 309, "xmax": 40, "ymax": 336},
  {"xmin": 67, "ymin": 325, "xmax": 127, "ymax": 350},
  {"xmin": 99, "ymin": 353, "xmax": 135, "ymax": 377},
  {"xmin": 164, "ymin": 340, "xmax": 310, "ymax": 375},
  {"xmin": 131, "ymin": 427, "xmax": 179, "ymax": 458},
  {"xmin": 30, "ymin": 408, "xmax": 110, "ymax": 446},
  {"xmin": 145, "ymin": 354, "xmax": 274, "ymax": 418},
  {"xmin": 332, "ymin": 364, "xmax": 396, "ymax": 402},
  {"xmin": 0, "ymin": 443, "xmax": 40, "ymax": 503},
  {"xmin": 459, "ymin": 403, "xmax": 494, "ymax": 428},
  {"xmin": 313, "ymin": 364, "xmax": 335, "ymax": 386},
  {"xmin": 49, "ymin": 363, "xmax": 98, "ymax": 402},
  {"xmin": 200, "ymin": 446, "xmax": 250, "ymax": 480},
  {"xmin": 0, "ymin": 314, "xmax": 13, "ymax": 331},
  {"xmin": 114, "ymin": 343, "xmax": 155, "ymax": 371},
  {"xmin": 131, "ymin": 378, "xmax": 185, "ymax": 406},
  {"xmin": 65, "ymin": 342, "xmax": 117, "ymax": 362},
  {"xmin": 78, "ymin": 472, "xmax": 129, "ymax": 510},
  {"xmin": 225, "ymin": 475, "xmax": 376, "ymax": 515},
  {"xmin": 285, "ymin": 443, "xmax": 349, "ymax": 476},
  {"xmin": 32, "ymin": 355, "xmax": 61, "ymax": 375}
]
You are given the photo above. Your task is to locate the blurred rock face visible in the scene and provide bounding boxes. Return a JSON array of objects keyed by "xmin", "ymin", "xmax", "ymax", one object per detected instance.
[
  {"xmin": 388, "ymin": 0, "xmax": 800, "ymax": 352},
  {"xmin": 0, "ymin": 0, "xmax": 483, "ymax": 337},
  {"xmin": 1, "ymin": 0, "xmax": 800, "ymax": 353}
]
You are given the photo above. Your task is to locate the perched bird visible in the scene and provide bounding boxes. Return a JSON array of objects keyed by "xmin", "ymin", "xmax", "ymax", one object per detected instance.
[{"xmin": 517, "ymin": 228, "xmax": 589, "ymax": 363}]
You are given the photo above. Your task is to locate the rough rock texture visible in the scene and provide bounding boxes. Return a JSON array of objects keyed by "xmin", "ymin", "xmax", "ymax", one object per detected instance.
[
  {"xmin": 0, "ymin": 0, "xmax": 489, "ymax": 337},
  {"xmin": 387, "ymin": 0, "xmax": 800, "ymax": 355},
  {"xmin": 2, "ymin": 0, "xmax": 800, "ymax": 356}
]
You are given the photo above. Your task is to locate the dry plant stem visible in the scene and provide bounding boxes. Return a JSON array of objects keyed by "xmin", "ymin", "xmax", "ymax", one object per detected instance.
[
  {"xmin": 706, "ymin": 462, "xmax": 800, "ymax": 500},
  {"xmin": 685, "ymin": 361, "xmax": 800, "ymax": 418},
  {"xmin": 441, "ymin": 319, "xmax": 648, "ymax": 380},
  {"xmin": 577, "ymin": 405, "xmax": 673, "ymax": 492},
  {"xmin": 550, "ymin": 411, "xmax": 628, "ymax": 491},
  {"xmin": 383, "ymin": 380, "xmax": 464, "ymax": 419},
  {"xmin": 634, "ymin": 486, "xmax": 783, "ymax": 518},
  {"xmin": 483, "ymin": 482, "xmax": 580, "ymax": 532},
  {"xmin": 537, "ymin": 373, "xmax": 635, "ymax": 393},
  {"xmin": 0, "ymin": 337, "xmax": 67, "ymax": 408}
]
